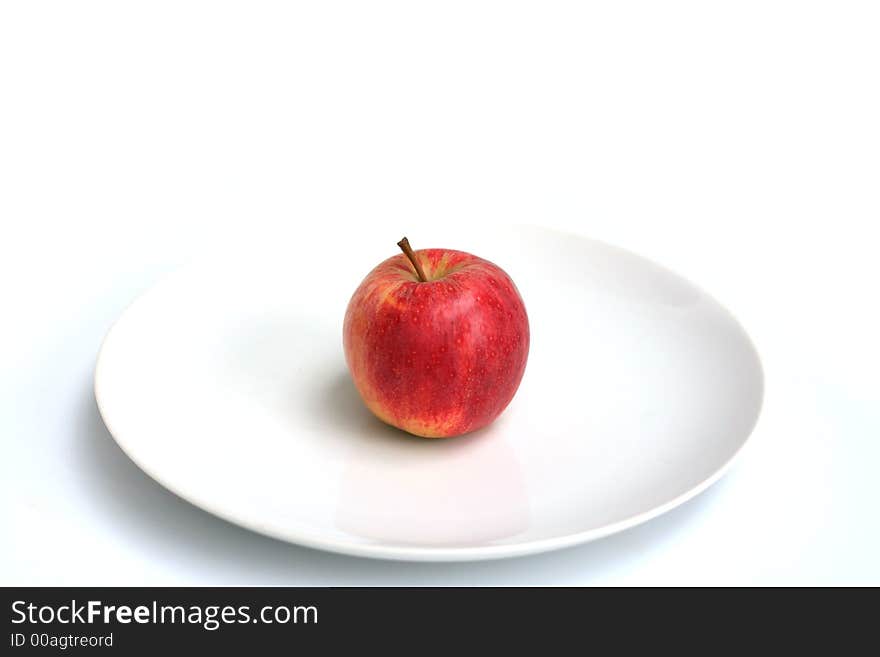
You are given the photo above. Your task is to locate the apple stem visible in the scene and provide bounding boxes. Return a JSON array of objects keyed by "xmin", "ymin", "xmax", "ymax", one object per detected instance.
[{"xmin": 397, "ymin": 237, "xmax": 428, "ymax": 282}]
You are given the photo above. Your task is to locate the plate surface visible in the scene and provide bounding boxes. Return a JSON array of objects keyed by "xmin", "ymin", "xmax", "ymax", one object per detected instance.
[{"xmin": 95, "ymin": 227, "xmax": 763, "ymax": 561}]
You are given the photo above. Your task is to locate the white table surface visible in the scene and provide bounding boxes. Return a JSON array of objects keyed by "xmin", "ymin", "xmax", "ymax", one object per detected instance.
[{"xmin": 2, "ymin": 2, "xmax": 878, "ymax": 585}]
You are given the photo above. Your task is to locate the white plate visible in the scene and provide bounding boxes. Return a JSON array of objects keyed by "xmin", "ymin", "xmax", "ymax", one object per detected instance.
[{"xmin": 95, "ymin": 226, "xmax": 763, "ymax": 561}]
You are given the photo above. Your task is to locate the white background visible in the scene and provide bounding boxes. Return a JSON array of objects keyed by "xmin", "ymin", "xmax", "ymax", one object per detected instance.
[{"xmin": 2, "ymin": 1, "xmax": 878, "ymax": 585}]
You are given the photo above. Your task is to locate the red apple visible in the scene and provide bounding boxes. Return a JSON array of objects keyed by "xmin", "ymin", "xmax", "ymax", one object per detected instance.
[{"xmin": 343, "ymin": 237, "xmax": 529, "ymax": 438}]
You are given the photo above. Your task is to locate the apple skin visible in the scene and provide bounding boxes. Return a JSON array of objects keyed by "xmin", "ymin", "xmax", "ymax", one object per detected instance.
[{"xmin": 343, "ymin": 247, "xmax": 529, "ymax": 438}]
